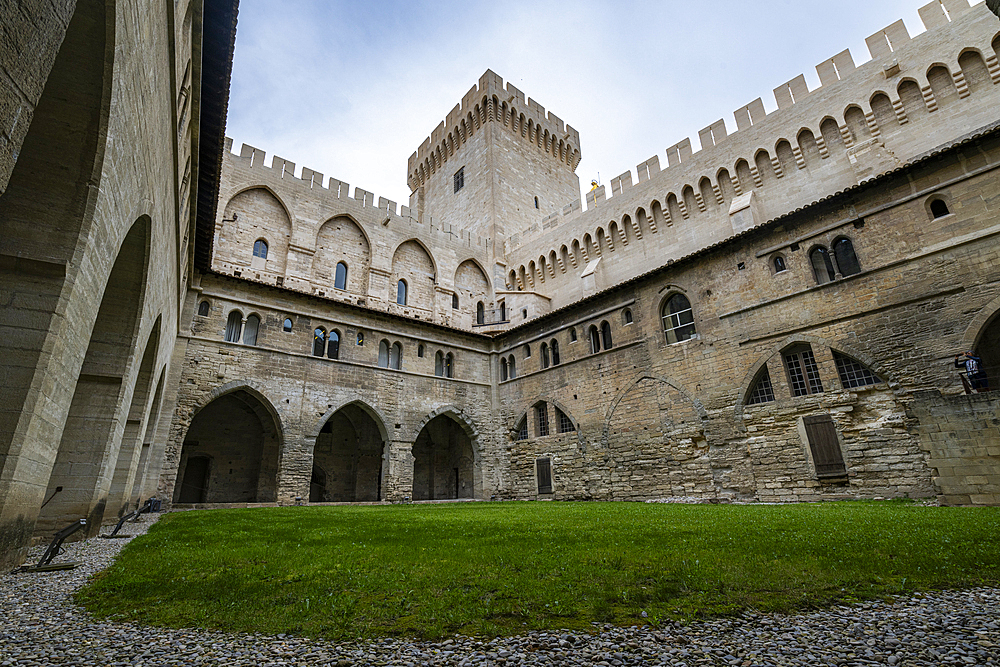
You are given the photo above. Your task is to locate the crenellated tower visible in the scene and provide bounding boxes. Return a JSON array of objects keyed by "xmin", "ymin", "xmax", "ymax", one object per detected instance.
[{"xmin": 407, "ymin": 70, "xmax": 582, "ymax": 276}]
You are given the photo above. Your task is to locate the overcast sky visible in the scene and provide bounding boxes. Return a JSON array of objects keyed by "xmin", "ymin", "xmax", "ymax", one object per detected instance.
[{"xmin": 225, "ymin": 0, "xmax": 971, "ymax": 211}]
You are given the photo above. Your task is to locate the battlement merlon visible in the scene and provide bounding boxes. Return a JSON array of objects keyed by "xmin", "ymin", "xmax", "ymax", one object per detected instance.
[{"xmin": 407, "ymin": 69, "xmax": 582, "ymax": 188}]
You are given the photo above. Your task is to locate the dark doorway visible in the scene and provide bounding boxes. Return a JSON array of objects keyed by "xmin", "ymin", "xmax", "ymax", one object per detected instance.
[
  {"xmin": 177, "ymin": 456, "xmax": 210, "ymax": 503},
  {"xmin": 173, "ymin": 390, "xmax": 281, "ymax": 504},
  {"xmin": 412, "ymin": 414, "xmax": 475, "ymax": 500},
  {"xmin": 313, "ymin": 403, "xmax": 385, "ymax": 502}
]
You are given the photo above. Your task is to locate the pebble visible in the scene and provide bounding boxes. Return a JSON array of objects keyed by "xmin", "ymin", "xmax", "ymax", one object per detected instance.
[{"xmin": 2, "ymin": 515, "xmax": 999, "ymax": 666}]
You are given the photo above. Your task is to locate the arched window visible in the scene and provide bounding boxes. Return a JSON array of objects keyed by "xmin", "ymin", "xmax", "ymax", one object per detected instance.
[
  {"xmin": 335, "ymin": 262, "xmax": 348, "ymax": 290},
  {"xmin": 601, "ymin": 321, "xmax": 613, "ymax": 350},
  {"xmin": 810, "ymin": 247, "xmax": 836, "ymax": 284},
  {"xmin": 445, "ymin": 353, "xmax": 454, "ymax": 378},
  {"xmin": 356, "ymin": 331, "xmax": 364, "ymax": 346},
  {"xmin": 589, "ymin": 325, "xmax": 601, "ymax": 354},
  {"xmin": 569, "ymin": 328, "xmax": 577, "ymax": 342},
  {"xmin": 253, "ymin": 239, "xmax": 268, "ymax": 259},
  {"xmin": 435, "ymin": 351, "xmax": 444, "ymax": 376},
  {"xmin": 555, "ymin": 406, "xmax": 575, "ymax": 433},
  {"xmin": 833, "ymin": 351, "xmax": 882, "ymax": 388},
  {"xmin": 327, "ymin": 330, "xmax": 340, "ymax": 360},
  {"xmin": 833, "ymin": 238, "xmax": 861, "ymax": 277},
  {"xmin": 524, "ymin": 344, "xmax": 531, "ymax": 358},
  {"xmin": 500, "ymin": 301, "xmax": 507, "ymax": 321},
  {"xmin": 378, "ymin": 340, "xmax": 390, "ymax": 367},
  {"xmin": 242, "ymin": 314, "xmax": 260, "ymax": 346},
  {"xmin": 452, "ymin": 293, "xmax": 459, "ymax": 309},
  {"xmin": 516, "ymin": 416, "xmax": 528, "ymax": 441},
  {"xmin": 500, "ymin": 357, "xmax": 508, "ymax": 381},
  {"xmin": 283, "ymin": 318, "xmax": 293, "ymax": 332},
  {"xmin": 773, "ymin": 256, "xmax": 787, "ymax": 273},
  {"xmin": 747, "ymin": 366, "xmax": 775, "ymax": 405},
  {"xmin": 476, "ymin": 301, "xmax": 485, "ymax": 325},
  {"xmin": 397, "ymin": 280, "xmax": 407, "ymax": 305},
  {"xmin": 224, "ymin": 311, "xmax": 243, "ymax": 342},
  {"xmin": 313, "ymin": 328, "xmax": 326, "ymax": 357},
  {"xmin": 417, "ymin": 344, "xmax": 425, "ymax": 358},
  {"xmin": 622, "ymin": 309, "xmax": 633, "ymax": 325},
  {"xmin": 390, "ymin": 342, "xmax": 402, "ymax": 370},
  {"xmin": 930, "ymin": 198, "xmax": 950, "ymax": 218},
  {"xmin": 197, "ymin": 300, "xmax": 210, "ymax": 317},
  {"xmin": 541, "ymin": 342, "xmax": 550, "ymax": 369},
  {"xmin": 550, "ymin": 339, "xmax": 560, "ymax": 365},
  {"xmin": 662, "ymin": 294, "xmax": 696, "ymax": 344},
  {"xmin": 508, "ymin": 355, "xmax": 517, "ymax": 378}
]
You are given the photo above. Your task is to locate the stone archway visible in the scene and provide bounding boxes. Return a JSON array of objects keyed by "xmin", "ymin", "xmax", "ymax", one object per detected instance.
[
  {"xmin": 412, "ymin": 414, "xmax": 477, "ymax": 500},
  {"xmin": 172, "ymin": 389, "xmax": 281, "ymax": 504},
  {"xmin": 311, "ymin": 403, "xmax": 386, "ymax": 502}
]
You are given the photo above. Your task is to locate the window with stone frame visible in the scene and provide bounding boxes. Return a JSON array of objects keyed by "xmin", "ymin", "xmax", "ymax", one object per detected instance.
[
  {"xmin": 242, "ymin": 315, "xmax": 260, "ymax": 346},
  {"xmin": 313, "ymin": 328, "xmax": 326, "ymax": 357},
  {"xmin": 662, "ymin": 293, "xmax": 696, "ymax": 344},
  {"xmin": 334, "ymin": 261, "xmax": 348, "ymax": 290},
  {"xmin": 283, "ymin": 317, "xmax": 293, "ymax": 332},
  {"xmin": 550, "ymin": 339, "xmax": 560, "ymax": 365},
  {"xmin": 253, "ymin": 238, "xmax": 268, "ymax": 259},
  {"xmin": 556, "ymin": 407, "xmax": 575, "ymax": 433},
  {"xmin": 783, "ymin": 345, "xmax": 824, "ymax": 397},
  {"xmin": 534, "ymin": 402, "xmax": 550, "ymax": 437},
  {"xmin": 747, "ymin": 365, "xmax": 775, "ymax": 405},
  {"xmin": 500, "ymin": 357, "xmax": 508, "ymax": 381},
  {"xmin": 516, "ymin": 416, "xmax": 528, "ymax": 441},
  {"xmin": 327, "ymin": 330, "xmax": 340, "ymax": 360},
  {"xmin": 833, "ymin": 351, "xmax": 882, "ymax": 388},
  {"xmin": 224, "ymin": 311, "xmax": 243, "ymax": 342},
  {"xmin": 197, "ymin": 300, "xmax": 210, "ymax": 316},
  {"xmin": 453, "ymin": 166, "xmax": 465, "ymax": 193},
  {"xmin": 601, "ymin": 321, "xmax": 613, "ymax": 350}
]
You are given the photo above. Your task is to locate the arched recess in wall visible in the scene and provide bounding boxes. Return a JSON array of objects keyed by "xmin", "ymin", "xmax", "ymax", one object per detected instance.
[
  {"xmin": 869, "ymin": 93, "xmax": 898, "ymax": 134},
  {"xmin": 962, "ymin": 295, "xmax": 1000, "ymax": 384},
  {"xmin": 412, "ymin": 405, "xmax": 481, "ymax": 500},
  {"xmin": 0, "ymin": 0, "xmax": 115, "ymax": 474},
  {"xmin": 819, "ymin": 117, "xmax": 844, "ymax": 152},
  {"xmin": 698, "ymin": 178, "xmax": 717, "ymax": 209},
  {"xmin": 454, "ymin": 258, "xmax": 492, "ymax": 321},
  {"xmin": 733, "ymin": 335, "xmax": 893, "ymax": 420},
  {"xmin": 311, "ymin": 400, "xmax": 387, "ymax": 503},
  {"xmin": 754, "ymin": 150, "xmax": 776, "ymax": 184},
  {"xmin": 390, "ymin": 239, "xmax": 437, "ymax": 310},
  {"xmin": 173, "ymin": 385, "xmax": 283, "ymax": 505},
  {"xmin": 221, "ymin": 186, "xmax": 292, "ymax": 275},
  {"xmin": 774, "ymin": 140, "xmax": 797, "ymax": 176},
  {"xmin": 927, "ymin": 64, "xmax": 959, "ymax": 107},
  {"xmin": 36, "ymin": 215, "xmax": 151, "ymax": 537},
  {"xmin": 313, "ymin": 215, "xmax": 371, "ymax": 294},
  {"xmin": 129, "ymin": 365, "xmax": 167, "ymax": 505},
  {"xmin": 107, "ymin": 315, "xmax": 161, "ymax": 519},
  {"xmin": 733, "ymin": 161, "xmax": 754, "ymax": 195},
  {"xmin": 602, "ymin": 375, "xmax": 708, "ymax": 500},
  {"xmin": 897, "ymin": 79, "xmax": 928, "ymax": 120},
  {"xmin": 797, "ymin": 129, "xmax": 822, "ymax": 165},
  {"xmin": 843, "ymin": 105, "xmax": 870, "ymax": 144},
  {"xmin": 958, "ymin": 49, "xmax": 991, "ymax": 94}
]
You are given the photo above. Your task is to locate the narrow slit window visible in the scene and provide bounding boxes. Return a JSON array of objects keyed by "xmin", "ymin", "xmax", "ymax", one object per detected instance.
[
  {"xmin": 550, "ymin": 339, "xmax": 560, "ymax": 365},
  {"xmin": 601, "ymin": 321, "xmax": 613, "ymax": 350},
  {"xmin": 476, "ymin": 301, "xmax": 485, "ymax": 325},
  {"xmin": 327, "ymin": 330, "xmax": 340, "ymax": 360},
  {"xmin": 313, "ymin": 328, "xmax": 326, "ymax": 357},
  {"xmin": 334, "ymin": 262, "xmax": 348, "ymax": 290}
]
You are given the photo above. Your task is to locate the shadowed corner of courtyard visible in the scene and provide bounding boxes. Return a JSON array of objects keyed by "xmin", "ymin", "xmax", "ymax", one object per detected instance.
[{"xmin": 75, "ymin": 501, "xmax": 1000, "ymax": 641}]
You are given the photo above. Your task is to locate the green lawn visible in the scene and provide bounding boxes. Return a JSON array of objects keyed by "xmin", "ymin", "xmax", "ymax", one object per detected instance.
[{"xmin": 77, "ymin": 501, "xmax": 1000, "ymax": 640}]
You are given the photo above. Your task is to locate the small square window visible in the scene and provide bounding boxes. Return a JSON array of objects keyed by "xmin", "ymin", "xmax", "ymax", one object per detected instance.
[{"xmin": 454, "ymin": 167, "xmax": 465, "ymax": 193}]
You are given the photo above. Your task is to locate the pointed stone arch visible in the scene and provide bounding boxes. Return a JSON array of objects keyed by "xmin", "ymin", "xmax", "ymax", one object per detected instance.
[
  {"xmin": 220, "ymin": 185, "xmax": 293, "ymax": 275},
  {"xmin": 313, "ymin": 214, "xmax": 371, "ymax": 294},
  {"xmin": 412, "ymin": 405, "xmax": 482, "ymax": 500},
  {"xmin": 310, "ymin": 399, "xmax": 389, "ymax": 502},
  {"xmin": 391, "ymin": 238, "xmax": 438, "ymax": 309}
]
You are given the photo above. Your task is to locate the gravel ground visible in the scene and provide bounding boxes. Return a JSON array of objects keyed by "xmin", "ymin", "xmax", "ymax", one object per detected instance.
[{"xmin": 2, "ymin": 515, "xmax": 999, "ymax": 666}]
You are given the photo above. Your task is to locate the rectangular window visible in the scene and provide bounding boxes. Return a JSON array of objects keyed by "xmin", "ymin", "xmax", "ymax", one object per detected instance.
[
  {"xmin": 803, "ymin": 415, "xmax": 847, "ymax": 478},
  {"xmin": 453, "ymin": 167, "xmax": 465, "ymax": 193},
  {"xmin": 536, "ymin": 457, "xmax": 553, "ymax": 494},
  {"xmin": 784, "ymin": 346, "xmax": 823, "ymax": 397},
  {"xmin": 535, "ymin": 403, "xmax": 549, "ymax": 437}
]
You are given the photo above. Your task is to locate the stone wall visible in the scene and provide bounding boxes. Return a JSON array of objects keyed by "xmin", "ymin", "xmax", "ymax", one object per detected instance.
[{"xmin": 910, "ymin": 391, "xmax": 1000, "ymax": 505}]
